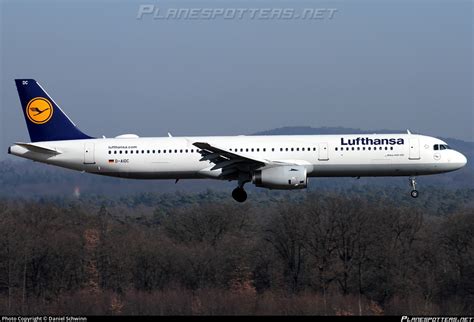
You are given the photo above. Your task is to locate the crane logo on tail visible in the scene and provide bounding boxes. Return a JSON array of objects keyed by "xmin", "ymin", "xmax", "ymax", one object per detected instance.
[{"xmin": 26, "ymin": 97, "xmax": 53, "ymax": 124}]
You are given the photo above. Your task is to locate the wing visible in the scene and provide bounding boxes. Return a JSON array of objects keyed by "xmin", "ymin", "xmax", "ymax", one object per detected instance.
[{"xmin": 193, "ymin": 142, "xmax": 295, "ymax": 179}]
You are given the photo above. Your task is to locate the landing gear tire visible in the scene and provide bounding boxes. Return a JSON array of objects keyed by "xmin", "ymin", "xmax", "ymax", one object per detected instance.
[
  {"xmin": 409, "ymin": 177, "xmax": 418, "ymax": 198},
  {"xmin": 232, "ymin": 187, "xmax": 247, "ymax": 203}
]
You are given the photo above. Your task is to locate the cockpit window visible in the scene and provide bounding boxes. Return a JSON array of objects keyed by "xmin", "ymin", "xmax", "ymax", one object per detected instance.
[{"xmin": 434, "ymin": 144, "xmax": 450, "ymax": 151}]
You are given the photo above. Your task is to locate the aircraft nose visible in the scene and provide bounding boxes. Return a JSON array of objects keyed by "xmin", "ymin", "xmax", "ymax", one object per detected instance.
[
  {"xmin": 454, "ymin": 151, "xmax": 467, "ymax": 168},
  {"xmin": 458, "ymin": 152, "xmax": 467, "ymax": 167}
]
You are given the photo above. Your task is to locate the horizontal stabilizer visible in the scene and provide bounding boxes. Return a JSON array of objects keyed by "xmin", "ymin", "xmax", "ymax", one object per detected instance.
[{"xmin": 15, "ymin": 142, "xmax": 61, "ymax": 155}]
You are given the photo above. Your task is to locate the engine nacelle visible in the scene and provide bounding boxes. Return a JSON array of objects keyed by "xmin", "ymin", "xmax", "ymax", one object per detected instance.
[{"xmin": 252, "ymin": 165, "xmax": 308, "ymax": 190}]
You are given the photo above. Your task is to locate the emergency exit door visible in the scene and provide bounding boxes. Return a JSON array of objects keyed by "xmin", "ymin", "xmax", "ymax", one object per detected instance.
[{"xmin": 318, "ymin": 143, "xmax": 329, "ymax": 161}]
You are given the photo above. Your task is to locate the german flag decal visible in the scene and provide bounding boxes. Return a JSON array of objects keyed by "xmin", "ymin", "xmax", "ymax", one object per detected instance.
[{"xmin": 108, "ymin": 159, "xmax": 115, "ymax": 164}]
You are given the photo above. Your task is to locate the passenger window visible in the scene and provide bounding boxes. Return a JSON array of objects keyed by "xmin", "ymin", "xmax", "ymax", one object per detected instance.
[
  {"xmin": 346, "ymin": 147, "xmax": 349, "ymax": 151},
  {"xmin": 368, "ymin": 147, "xmax": 371, "ymax": 151},
  {"xmin": 385, "ymin": 147, "xmax": 388, "ymax": 150},
  {"xmin": 335, "ymin": 147, "xmax": 338, "ymax": 151},
  {"xmin": 362, "ymin": 147, "xmax": 365, "ymax": 151},
  {"xmin": 257, "ymin": 148, "xmax": 259, "ymax": 152},
  {"xmin": 251, "ymin": 148, "xmax": 254, "ymax": 152},
  {"xmin": 313, "ymin": 148, "xmax": 316, "ymax": 151},
  {"xmin": 390, "ymin": 147, "xmax": 393, "ymax": 150},
  {"xmin": 263, "ymin": 148, "xmax": 266, "ymax": 152},
  {"xmin": 351, "ymin": 147, "xmax": 354, "ymax": 151},
  {"xmin": 108, "ymin": 151, "xmax": 111, "ymax": 154},
  {"xmin": 191, "ymin": 149, "xmax": 194, "ymax": 153},
  {"xmin": 125, "ymin": 150, "xmax": 128, "ymax": 154},
  {"xmin": 302, "ymin": 148, "xmax": 305, "ymax": 151},
  {"xmin": 119, "ymin": 151, "xmax": 123, "ymax": 154},
  {"xmin": 147, "ymin": 150, "xmax": 150, "ymax": 154},
  {"xmin": 180, "ymin": 150, "xmax": 183, "ymax": 153},
  {"xmin": 114, "ymin": 151, "xmax": 117, "ymax": 154},
  {"xmin": 357, "ymin": 147, "xmax": 360, "ymax": 151},
  {"xmin": 131, "ymin": 150, "xmax": 133, "ymax": 154}
]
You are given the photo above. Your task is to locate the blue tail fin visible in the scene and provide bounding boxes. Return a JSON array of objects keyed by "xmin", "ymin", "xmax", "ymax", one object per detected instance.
[{"xmin": 15, "ymin": 79, "xmax": 92, "ymax": 142}]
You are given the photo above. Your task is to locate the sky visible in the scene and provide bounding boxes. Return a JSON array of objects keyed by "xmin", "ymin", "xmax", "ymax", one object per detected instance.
[{"xmin": 1, "ymin": 0, "xmax": 472, "ymax": 159}]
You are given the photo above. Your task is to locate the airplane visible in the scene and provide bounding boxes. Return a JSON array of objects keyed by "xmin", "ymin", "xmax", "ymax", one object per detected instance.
[{"xmin": 8, "ymin": 79, "xmax": 467, "ymax": 202}]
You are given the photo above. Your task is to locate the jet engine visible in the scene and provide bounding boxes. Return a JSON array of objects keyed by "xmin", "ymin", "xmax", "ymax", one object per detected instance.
[{"xmin": 252, "ymin": 165, "xmax": 307, "ymax": 190}]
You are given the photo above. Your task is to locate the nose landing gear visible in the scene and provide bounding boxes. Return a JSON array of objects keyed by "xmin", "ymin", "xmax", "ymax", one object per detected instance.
[{"xmin": 409, "ymin": 177, "xmax": 419, "ymax": 198}]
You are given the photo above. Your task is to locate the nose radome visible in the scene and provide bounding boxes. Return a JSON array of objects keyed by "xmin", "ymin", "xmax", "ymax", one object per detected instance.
[{"xmin": 458, "ymin": 152, "xmax": 467, "ymax": 167}]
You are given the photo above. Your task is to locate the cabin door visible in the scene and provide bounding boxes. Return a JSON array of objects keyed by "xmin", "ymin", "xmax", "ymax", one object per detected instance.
[
  {"xmin": 408, "ymin": 139, "xmax": 420, "ymax": 160},
  {"xmin": 84, "ymin": 142, "xmax": 96, "ymax": 164}
]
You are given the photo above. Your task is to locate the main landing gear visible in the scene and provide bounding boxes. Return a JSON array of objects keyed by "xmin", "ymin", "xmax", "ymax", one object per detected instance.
[
  {"xmin": 232, "ymin": 186, "xmax": 247, "ymax": 203},
  {"xmin": 232, "ymin": 175, "xmax": 250, "ymax": 203},
  {"xmin": 409, "ymin": 177, "xmax": 419, "ymax": 198}
]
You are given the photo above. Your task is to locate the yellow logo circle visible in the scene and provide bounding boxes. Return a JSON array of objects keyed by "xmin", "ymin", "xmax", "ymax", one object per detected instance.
[{"xmin": 26, "ymin": 97, "xmax": 53, "ymax": 124}]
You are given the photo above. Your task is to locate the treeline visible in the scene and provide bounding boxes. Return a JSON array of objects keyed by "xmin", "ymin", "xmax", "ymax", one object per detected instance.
[
  {"xmin": 37, "ymin": 186, "xmax": 474, "ymax": 219},
  {"xmin": 0, "ymin": 192, "xmax": 472, "ymax": 315}
]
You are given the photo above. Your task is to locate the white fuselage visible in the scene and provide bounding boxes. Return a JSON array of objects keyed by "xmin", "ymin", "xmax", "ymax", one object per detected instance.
[{"xmin": 9, "ymin": 133, "xmax": 467, "ymax": 182}]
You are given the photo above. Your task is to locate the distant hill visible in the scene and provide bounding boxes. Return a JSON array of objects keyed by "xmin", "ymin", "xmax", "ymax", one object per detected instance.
[
  {"xmin": 1, "ymin": 127, "xmax": 472, "ymax": 198},
  {"xmin": 254, "ymin": 126, "xmax": 401, "ymax": 136}
]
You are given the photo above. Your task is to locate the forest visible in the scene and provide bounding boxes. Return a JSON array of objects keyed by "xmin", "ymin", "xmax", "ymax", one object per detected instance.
[{"xmin": 0, "ymin": 187, "xmax": 472, "ymax": 315}]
